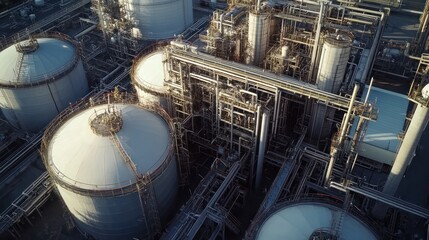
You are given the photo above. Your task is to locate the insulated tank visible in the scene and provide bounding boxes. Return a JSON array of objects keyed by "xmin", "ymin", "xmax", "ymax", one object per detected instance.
[
  {"xmin": 0, "ymin": 36, "xmax": 88, "ymax": 132},
  {"xmin": 247, "ymin": 11, "xmax": 270, "ymax": 66},
  {"xmin": 309, "ymin": 34, "xmax": 352, "ymax": 144},
  {"xmin": 34, "ymin": 0, "xmax": 45, "ymax": 6},
  {"xmin": 42, "ymin": 95, "xmax": 178, "ymax": 239},
  {"xmin": 131, "ymin": 49, "xmax": 169, "ymax": 109},
  {"xmin": 248, "ymin": 202, "xmax": 378, "ymax": 240},
  {"xmin": 121, "ymin": 0, "xmax": 193, "ymax": 39},
  {"xmin": 316, "ymin": 34, "xmax": 352, "ymax": 93}
]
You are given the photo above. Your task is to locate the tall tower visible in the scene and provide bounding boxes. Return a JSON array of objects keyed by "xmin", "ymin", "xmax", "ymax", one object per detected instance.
[{"xmin": 373, "ymin": 54, "xmax": 429, "ymax": 218}]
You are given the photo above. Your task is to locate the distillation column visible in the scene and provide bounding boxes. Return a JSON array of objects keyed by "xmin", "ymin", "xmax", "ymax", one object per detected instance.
[
  {"xmin": 309, "ymin": 35, "xmax": 352, "ymax": 145},
  {"xmin": 247, "ymin": 10, "xmax": 270, "ymax": 66},
  {"xmin": 373, "ymin": 84, "xmax": 429, "ymax": 218}
]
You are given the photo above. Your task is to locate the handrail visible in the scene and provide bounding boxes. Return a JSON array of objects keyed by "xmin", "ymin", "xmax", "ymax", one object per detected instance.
[
  {"xmin": 166, "ymin": 46, "xmax": 377, "ymax": 120},
  {"xmin": 0, "ymin": 32, "xmax": 82, "ymax": 88},
  {"xmin": 0, "ymin": 0, "xmax": 91, "ymax": 49},
  {"xmin": 40, "ymin": 93, "xmax": 176, "ymax": 197}
]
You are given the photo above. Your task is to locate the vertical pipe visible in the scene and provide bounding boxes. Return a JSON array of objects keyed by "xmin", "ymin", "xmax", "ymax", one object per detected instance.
[
  {"xmin": 373, "ymin": 102, "xmax": 429, "ymax": 218},
  {"xmin": 272, "ymin": 89, "xmax": 279, "ymax": 136},
  {"xmin": 251, "ymin": 105, "xmax": 262, "ymax": 190},
  {"xmin": 364, "ymin": 77, "xmax": 374, "ymax": 104},
  {"xmin": 309, "ymin": 1, "xmax": 324, "ymax": 80},
  {"xmin": 215, "ymin": 84, "xmax": 220, "ymax": 133},
  {"xmin": 230, "ymin": 105, "xmax": 234, "ymax": 149},
  {"xmin": 256, "ymin": 111, "xmax": 269, "ymax": 190},
  {"xmin": 325, "ymin": 83, "xmax": 359, "ymax": 186},
  {"xmin": 274, "ymin": 90, "xmax": 281, "ymax": 136},
  {"xmin": 361, "ymin": 13, "xmax": 385, "ymax": 83}
]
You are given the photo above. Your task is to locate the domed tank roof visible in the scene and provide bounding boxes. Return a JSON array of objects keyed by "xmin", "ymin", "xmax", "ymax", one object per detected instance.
[
  {"xmin": 46, "ymin": 103, "xmax": 171, "ymax": 191},
  {"xmin": 0, "ymin": 37, "xmax": 77, "ymax": 86},
  {"xmin": 134, "ymin": 50, "xmax": 166, "ymax": 93},
  {"xmin": 256, "ymin": 202, "xmax": 377, "ymax": 240}
]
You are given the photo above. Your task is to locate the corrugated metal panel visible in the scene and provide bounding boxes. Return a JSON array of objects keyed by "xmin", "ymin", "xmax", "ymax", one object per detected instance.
[{"xmin": 353, "ymin": 86, "xmax": 408, "ymax": 164}]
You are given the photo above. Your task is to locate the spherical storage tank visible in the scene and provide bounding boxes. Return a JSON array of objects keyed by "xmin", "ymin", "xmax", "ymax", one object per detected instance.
[
  {"xmin": 121, "ymin": 0, "xmax": 193, "ymax": 39},
  {"xmin": 41, "ymin": 96, "xmax": 178, "ymax": 239},
  {"xmin": 249, "ymin": 202, "xmax": 378, "ymax": 240},
  {"xmin": 0, "ymin": 36, "xmax": 88, "ymax": 132},
  {"xmin": 132, "ymin": 49, "xmax": 169, "ymax": 109}
]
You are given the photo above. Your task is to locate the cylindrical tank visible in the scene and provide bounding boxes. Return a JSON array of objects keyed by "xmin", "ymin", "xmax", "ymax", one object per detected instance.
[
  {"xmin": 120, "ymin": 0, "xmax": 193, "ymax": 39},
  {"xmin": 34, "ymin": 0, "xmax": 45, "ymax": 6},
  {"xmin": 281, "ymin": 45, "xmax": 288, "ymax": 59},
  {"xmin": 42, "ymin": 95, "xmax": 178, "ymax": 239},
  {"xmin": 247, "ymin": 11, "xmax": 270, "ymax": 66},
  {"xmin": 29, "ymin": 14, "xmax": 36, "ymax": 22},
  {"xmin": 373, "ymin": 84, "xmax": 429, "ymax": 219},
  {"xmin": 248, "ymin": 202, "xmax": 378, "ymax": 240},
  {"xmin": 309, "ymin": 34, "xmax": 352, "ymax": 144},
  {"xmin": 131, "ymin": 49, "xmax": 169, "ymax": 109},
  {"xmin": 0, "ymin": 36, "xmax": 88, "ymax": 132},
  {"xmin": 316, "ymin": 34, "xmax": 352, "ymax": 93}
]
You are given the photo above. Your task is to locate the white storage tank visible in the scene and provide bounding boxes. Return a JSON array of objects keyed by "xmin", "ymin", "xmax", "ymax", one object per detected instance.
[
  {"xmin": 316, "ymin": 34, "xmax": 352, "ymax": 93},
  {"xmin": 34, "ymin": 0, "xmax": 45, "ymax": 7},
  {"xmin": 248, "ymin": 202, "xmax": 378, "ymax": 240},
  {"xmin": 131, "ymin": 49, "xmax": 169, "ymax": 109},
  {"xmin": 309, "ymin": 34, "xmax": 352, "ymax": 143},
  {"xmin": 41, "ymin": 95, "xmax": 178, "ymax": 239},
  {"xmin": 247, "ymin": 11, "xmax": 270, "ymax": 66},
  {"xmin": 0, "ymin": 36, "xmax": 88, "ymax": 132},
  {"xmin": 121, "ymin": 0, "xmax": 193, "ymax": 39}
]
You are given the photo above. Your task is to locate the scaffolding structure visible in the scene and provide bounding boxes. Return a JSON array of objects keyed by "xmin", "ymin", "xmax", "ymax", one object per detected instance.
[{"xmin": 162, "ymin": 155, "xmax": 244, "ymax": 240}]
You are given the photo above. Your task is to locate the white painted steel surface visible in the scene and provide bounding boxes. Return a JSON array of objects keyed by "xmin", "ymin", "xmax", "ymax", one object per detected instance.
[
  {"xmin": 133, "ymin": 50, "xmax": 169, "ymax": 108},
  {"xmin": 373, "ymin": 91, "xmax": 429, "ymax": 218},
  {"xmin": 47, "ymin": 103, "xmax": 178, "ymax": 239},
  {"xmin": 247, "ymin": 12, "xmax": 270, "ymax": 65},
  {"xmin": 352, "ymin": 86, "xmax": 408, "ymax": 165},
  {"xmin": 256, "ymin": 203, "xmax": 377, "ymax": 240},
  {"xmin": 310, "ymin": 35, "xmax": 351, "ymax": 143},
  {"xmin": 316, "ymin": 35, "xmax": 352, "ymax": 93},
  {"xmin": 0, "ymin": 38, "xmax": 88, "ymax": 132},
  {"xmin": 122, "ymin": 0, "xmax": 193, "ymax": 39},
  {"xmin": 34, "ymin": 0, "xmax": 45, "ymax": 6}
]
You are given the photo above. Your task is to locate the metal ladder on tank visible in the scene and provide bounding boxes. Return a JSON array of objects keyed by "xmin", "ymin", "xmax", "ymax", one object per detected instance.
[
  {"xmin": 110, "ymin": 133, "xmax": 161, "ymax": 239},
  {"xmin": 137, "ymin": 174, "xmax": 162, "ymax": 239},
  {"xmin": 331, "ymin": 192, "xmax": 353, "ymax": 237},
  {"xmin": 174, "ymin": 120, "xmax": 190, "ymax": 185}
]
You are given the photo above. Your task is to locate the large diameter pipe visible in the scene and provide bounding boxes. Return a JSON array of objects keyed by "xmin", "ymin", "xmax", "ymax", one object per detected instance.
[
  {"xmin": 325, "ymin": 83, "xmax": 360, "ymax": 186},
  {"xmin": 309, "ymin": 1, "xmax": 325, "ymax": 80},
  {"xmin": 74, "ymin": 25, "xmax": 97, "ymax": 39},
  {"xmin": 360, "ymin": 12, "xmax": 385, "ymax": 83},
  {"xmin": 373, "ymin": 102, "xmax": 429, "ymax": 219},
  {"xmin": 255, "ymin": 111, "xmax": 270, "ymax": 190}
]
